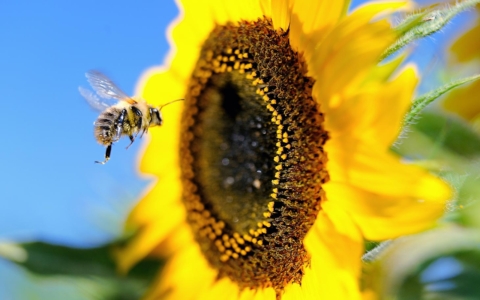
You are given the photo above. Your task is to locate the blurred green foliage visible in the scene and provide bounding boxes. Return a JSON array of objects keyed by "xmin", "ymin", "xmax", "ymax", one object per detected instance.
[{"xmin": 3, "ymin": 241, "xmax": 162, "ymax": 300}]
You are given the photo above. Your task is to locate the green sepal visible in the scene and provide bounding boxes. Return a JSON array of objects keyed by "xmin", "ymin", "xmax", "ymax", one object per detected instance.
[
  {"xmin": 382, "ymin": 0, "xmax": 480, "ymax": 60},
  {"xmin": 403, "ymin": 74, "xmax": 480, "ymax": 131}
]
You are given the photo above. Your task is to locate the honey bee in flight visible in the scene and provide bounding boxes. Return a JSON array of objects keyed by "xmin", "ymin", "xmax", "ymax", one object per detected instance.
[{"xmin": 79, "ymin": 70, "xmax": 182, "ymax": 164}]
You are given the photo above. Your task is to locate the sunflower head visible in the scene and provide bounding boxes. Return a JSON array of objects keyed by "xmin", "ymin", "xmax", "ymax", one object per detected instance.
[
  {"xmin": 117, "ymin": 1, "xmax": 451, "ymax": 299},
  {"xmin": 179, "ymin": 17, "xmax": 329, "ymax": 291}
]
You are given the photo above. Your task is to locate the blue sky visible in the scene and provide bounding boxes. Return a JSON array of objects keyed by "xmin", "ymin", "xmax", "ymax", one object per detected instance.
[
  {"xmin": 1, "ymin": 0, "xmax": 178, "ymax": 243},
  {"xmin": 0, "ymin": 0, "xmax": 178, "ymax": 297},
  {"xmin": 0, "ymin": 0, "xmax": 475, "ymax": 298}
]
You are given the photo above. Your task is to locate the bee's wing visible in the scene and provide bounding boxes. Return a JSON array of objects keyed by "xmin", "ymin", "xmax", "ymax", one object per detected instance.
[
  {"xmin": 85, "ymin": 70, "xmax": 136, "ymax": 104},
  {"xmin": 79, "ymin": 86, "xmax": 113, "ymax": 112}
]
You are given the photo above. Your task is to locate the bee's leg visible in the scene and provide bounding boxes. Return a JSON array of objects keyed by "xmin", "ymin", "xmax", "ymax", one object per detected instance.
[
  {"xmin": 126, "ymin": 135, "xmax": 135, "ymax": 149},
  {"xmin": 113, "ymin": 109, "xmax": 128, "ymax": 142},
  {"xmin": 95, "ymin": 144, "xmax": 112, "ymax": 164},
  {"xmin": 126, "ymin": 107, "xmax": 143, "ymax": 150},
  {"xmin": 131, "ymin": 106, "xmax": 143, "ymax": 138},
  {"xmin": 140, "ymin": 127, "xmax": 148, "ymax": 138}
]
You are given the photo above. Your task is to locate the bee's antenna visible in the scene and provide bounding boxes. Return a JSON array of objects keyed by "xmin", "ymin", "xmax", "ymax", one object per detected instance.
[{"xmin": 159, "ymin": 98, "xmax": 184, "ymax": 111}]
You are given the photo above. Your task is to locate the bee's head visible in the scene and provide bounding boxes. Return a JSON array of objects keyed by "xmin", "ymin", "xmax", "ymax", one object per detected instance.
[
  {"xmin": 149, "ymin": 107, "xmax": 163, "ymax": 126},
  {"xmin": 150, "ymin": 99, "xmax": 183, "ymax": 127}
]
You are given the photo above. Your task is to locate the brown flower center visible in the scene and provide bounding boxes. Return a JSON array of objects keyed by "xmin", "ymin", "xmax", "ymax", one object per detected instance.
[{"xmin": 180, "ymin": 18, "xmax": 329, "ymax": 297}]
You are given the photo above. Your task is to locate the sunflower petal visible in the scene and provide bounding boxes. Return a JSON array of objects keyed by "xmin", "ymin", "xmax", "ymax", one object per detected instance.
[
  {"xmin": 148, "ymin": 222, "xmax": 193, "ymax": 257},
  {"xmin": 310, "ymin": 20, "xmax": 394, "ymax": 104},
  {"xmin": 270, "ymin": 0, "xmax": 291, "ymax": 30},
  {"xmin": 144, "ymin": 244, "xmax": 218, "ymax": 300},
  {"xmin": 291, "ymin": 0, "xmax": 349, "ymax": 35},
  {"xmin": 168, "ymin": 0, "xmax": 217, "ymax": 81},
  {"xmin": 443, "ymin": 79, "xmax": 480, "ymax": 122},
  {"xmin": 126, "ymin": 173, "xmax": 182, "ymax": 227},
  {"xmin": 288, "ymin": 0, "xmax": 349, "ymax": 60},
  {"xmin": 352, "ymin": 1, "xmax": 410, "ymax": 18},
  {"xmin": 137, "ymin": 70, "xmax": 183, "ymax": 176},
  {"xmin": 327, "ymin": 139, "xmax": 451, "ymax": 201},
  {"xmin": 116, "ymin": 201, "xmax": 185, "ymax": 273},
  {"xmin": 138, "ymin": 68, "xmax": 185, "ymax": 107},
  {"xmin": 326, "ymin": 65, "xmax": 418, "ymax": 148},
  {"xmin": 367, "ymin": 53, "xmax": 407, "ymax": 84},
  {"xmin": 208, "ymin": 0, "xmax": 264, "ymax": 24},
  {"xmin": 451, "ymin": 18, "xmax": 480, "ymax": 63},
  {"xmin": 199, "ymin": 278, "xmax": 240, "ymax": 300},
  {"xmin": 325, "ymin": 182, "xmax": 447, "ymax": 240},
  {"xmin": 297, "ymin": 205, "xmax": 363, "ymax": 300}
]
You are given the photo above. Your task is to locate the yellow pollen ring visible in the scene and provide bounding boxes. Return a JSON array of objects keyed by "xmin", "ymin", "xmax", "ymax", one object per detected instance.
[{"xmin": 268, "ymin": 201, "xmax": 275, "ymax": 212}]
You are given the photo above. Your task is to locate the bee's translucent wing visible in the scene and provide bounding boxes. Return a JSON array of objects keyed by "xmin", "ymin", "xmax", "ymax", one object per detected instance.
[
  {"xmin": 85, "ymin": 70, "xmax": 136, "ymax": 104},
  {"xmin": 79, "ymin": 86, "xmax": 112, "ymax": 112}
]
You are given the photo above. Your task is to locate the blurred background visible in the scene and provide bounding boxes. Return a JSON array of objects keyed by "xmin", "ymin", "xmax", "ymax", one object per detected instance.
[{"xmin": 0, "ymin": 0, "xmax": 477, "ymax": 299}]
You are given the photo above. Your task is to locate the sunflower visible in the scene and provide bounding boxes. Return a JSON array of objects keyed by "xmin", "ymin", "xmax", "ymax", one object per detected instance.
[
  {"xmin": 443, "ymin": 7, "xmax": 480, "ymax": 131},
  {"xmin": 116, "ymin": 0, "xmax": 451, "ymax": 299}
]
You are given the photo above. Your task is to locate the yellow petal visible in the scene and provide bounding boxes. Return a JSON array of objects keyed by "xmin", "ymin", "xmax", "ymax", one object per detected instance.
[
  {"xmin": 443, "ymin": 79, "xmax": 480, "ymax": 121},
  {"xmin": 327, "ymin": 138, "xmax": 451, "ymax": 201},
  {"xmin": 208, "ymin": 0, "xmax": 264, "ymax": 24},
  {"xmin": 359, "ymin": 65, "xmax": 417, "ymax": 147},
  {"xmin": 116, "ymin": 201, "xmax": 185, "ymax": 273},
  {"xmin": 291, "ymin": 0, "xmax": 349, "ymax": 35},
  {"xmin": 137, "ymin": 69, "xmax": 183, "ymax": 176},
  {"xmin": 310, "ymin": 1, "xmax": 408, "ymax": 94},
  {"xmin": 334, "ymin": 65, "xmax": 417, "ymax": 148},
  {"xmin": 168, "ymin": 0, "xmax": 216, "ymax": 81},
  {"xmin": 288, "ymin": 0, "xmax": 349, "ymax": 63},
  {"xmin": 310, "ymin": 18, "xmax": 394, "ymax": 103},
  {"xmin": 320, "ymin": 66, "xmax": 417, "ymax": 148},
  {"xmin": 199, "ymin": 278, "xmax": 240, "ymax": 300},
  {"xmin": 296, "ymin": 204, "xmax": 363, "ymax": 300},
  {"xmin": 138, "ymin": 67, "xmax": 186, "ymax": 106},
  {"xmin": 451, "ymin": 17, "xmax": 480, "ymax": 63},
  {"xmin": 149, "ymin": 222, "xmax": 194, "ymax": 257},
  {"xmin": 271, "ymin": 0, "xmax": 291, "ymax": 30},
  {"xmin": 325, "ymin": 182, "xmax": 447, "ymax": 240},
  {"xmin": 126, "ymin": 173, "xmax": 182, "ymax": 227},
  {"xmin": 366, "ymin": 53, "xmax": 407, "ymax": 84},
  {"xmin": 253, "ymin": 288, "xmax": 276, "ymax": 300},
  {"xmin": 144, "ymin": 244, "xmax": 218, "ymax": 300},
  {"xmin": 352, "ymin": 0, "xmax": 410, "ymax": 19}
]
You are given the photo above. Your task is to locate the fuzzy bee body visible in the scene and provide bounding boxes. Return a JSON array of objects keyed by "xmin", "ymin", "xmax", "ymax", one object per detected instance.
[
  {"xmin": 94, "ymin": 102, "xmax": 161, "ymax": 146},
  {"xmin": 79, "ymin": 71, "xmax": 164, "ymax": 164},
  {"xmin": 94, "ymin": 108, "xmax": 120, "ymax": 146}
]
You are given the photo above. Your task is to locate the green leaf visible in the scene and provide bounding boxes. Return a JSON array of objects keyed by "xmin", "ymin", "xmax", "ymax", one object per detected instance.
[
  {"xmin": 394, "ymin": 110, "xmax": 480, "ymax": 175},
  {"xmin": 6, "ymin": 241, "xmax": 161, "ymax": 280},
  {"xmin": 382, "ymin": 0, "xmax": 480, "ymax": 59},
  {"xmin": 411, "ymin": 111, "xmax": 480, "ymax": 159},
  {"xmin": 0, "ymin": 241, "xmax": 163, "ymax": 300}
]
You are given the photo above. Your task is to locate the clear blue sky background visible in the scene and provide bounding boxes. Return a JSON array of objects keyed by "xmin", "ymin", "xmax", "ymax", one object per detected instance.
[
  {"xmin": 0, "ymin": 1, "xmax": 178, "ymax": 298},
  {"xmin": 0, "ymin": 0, "xmax": 474, "ymax": 298}
]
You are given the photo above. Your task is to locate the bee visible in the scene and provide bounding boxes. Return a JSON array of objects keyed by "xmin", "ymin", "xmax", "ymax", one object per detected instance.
[{"xmin": 79, "ymin": 70, "xmax": 182, "ymax": 164}]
